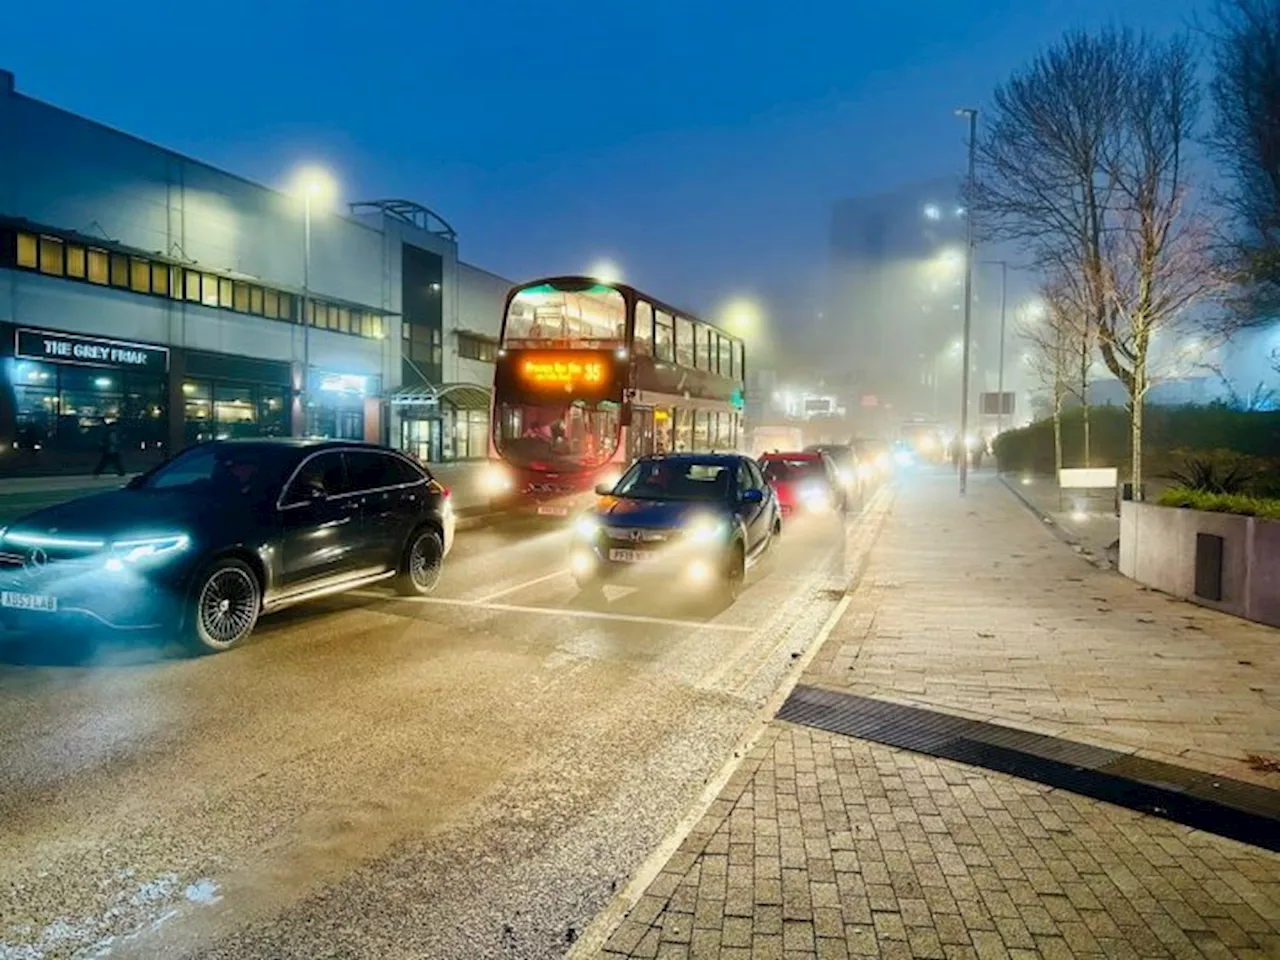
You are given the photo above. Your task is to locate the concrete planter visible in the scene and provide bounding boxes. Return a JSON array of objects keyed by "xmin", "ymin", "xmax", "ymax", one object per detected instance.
[{"xmin": 1120, "ymin": 501, "xmax": 1280, "ymax": 627}]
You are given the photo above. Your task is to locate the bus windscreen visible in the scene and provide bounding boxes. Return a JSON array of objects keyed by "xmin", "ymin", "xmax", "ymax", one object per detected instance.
[{"xmin": 503, "ymin": 283, "xmax": 625, "ymax": 345}]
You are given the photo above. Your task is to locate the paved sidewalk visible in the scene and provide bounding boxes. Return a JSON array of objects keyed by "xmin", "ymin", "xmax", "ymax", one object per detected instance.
[
  {"xmin": 590, "ymin": 471, "xmax": 1280, "ymax": 960},
  {"xmin": 807, "ymin": 471, "xmax": 1279, "ymax": 788}
]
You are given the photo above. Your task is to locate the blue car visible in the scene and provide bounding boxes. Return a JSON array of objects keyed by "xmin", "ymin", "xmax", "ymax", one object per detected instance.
[{"xmin": 570, "ymin": 453, "xmax": 782, "ymax": 603}]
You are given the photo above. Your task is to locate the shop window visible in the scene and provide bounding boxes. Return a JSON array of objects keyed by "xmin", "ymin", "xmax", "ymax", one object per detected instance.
[
  {"xmin": 87, "ymin": 249, "xmax": 109, "ymax": 285},
  {"xmin": 151, "ymin": 262, "xmax": 170, "ymax": 296},
  {"xmin": 16, "ymin": 233, "xmax": 37, "ymax": 268},
  {"xmin": 182, "ymin": 380, "xmax": 213, "ymax": 445},
  {"xmin": 214, "ymin": 382, "xmax": 257, "ymax": 438},
  {"xmin": 39, "ymin": 236, "xmax": 65, "ymax": 276},
  {"xmin": 130, "ymin": 258, "xmax": 151, "ymax": 293},
  {"xmin": 110, "ymin": 253, "xmax": 129, "ymax": 288},
  {"xmin": 66, "ymin": 245, "xmax": 86, "ymax": 279},
  {"xmin": 264, "ymin": 289, "xmax": 280, "ymax": 319},
  {"xmin": 257, "ymin": 387, "xmax": 288, "ymax": 437},
  {"xmin": 219, "ymin": 278, "xmax": 233, "ymax": 309},
  {"xmin": 249, "ymin": 286, "xmax": 264, "ymax": 315},
  {"xmin": 12, "ymin": 360, "xmax": 57, "ymax": 451},
  {"xmin": 233, "ymin": 281, "xmax": 250, "ymax": 313}
]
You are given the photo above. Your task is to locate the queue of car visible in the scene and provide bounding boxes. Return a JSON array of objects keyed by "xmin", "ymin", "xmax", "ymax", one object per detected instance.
[{"xmin": 0, "ymin": 437, "xmax": 886, "ymax": 653}]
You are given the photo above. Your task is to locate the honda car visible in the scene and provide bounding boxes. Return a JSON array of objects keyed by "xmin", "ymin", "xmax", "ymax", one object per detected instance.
[
  {"xmin": 569, "ymin": 453, "xmax": 781, "ymax": 603},
  {"xmin": 0, "ymin": 439, "xmax": 453, "ymax": 653}
]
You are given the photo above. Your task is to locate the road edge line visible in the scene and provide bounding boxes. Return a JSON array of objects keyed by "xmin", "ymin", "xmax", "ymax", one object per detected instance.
[{"xmin": 565, "ymin": 490, "xmax": 893, "ymax": 959}]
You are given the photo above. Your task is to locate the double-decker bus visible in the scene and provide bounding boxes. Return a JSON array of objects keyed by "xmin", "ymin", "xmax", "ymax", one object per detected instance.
[{"xmin": 485, "ymin": 276, "xmax": 747, "ymax": 515}]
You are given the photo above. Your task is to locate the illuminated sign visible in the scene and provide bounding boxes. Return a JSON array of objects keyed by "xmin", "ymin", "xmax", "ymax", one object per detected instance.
[
  {"xmin": 16, "ymin": 328, "xmax": 169, "ymax": 372},
  {"xmin": 318, "ymin": 373, "xmax": 368, "ymax": 396},
  {"xmin": 520, "ymin": 356, "xmax": 610, "ymax": 392}
]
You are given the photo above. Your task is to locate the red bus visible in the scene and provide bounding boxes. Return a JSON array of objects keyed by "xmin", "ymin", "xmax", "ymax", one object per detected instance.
[{"xmin": 485, "ymin": 276, "xmax": 747, "ymax": 515}]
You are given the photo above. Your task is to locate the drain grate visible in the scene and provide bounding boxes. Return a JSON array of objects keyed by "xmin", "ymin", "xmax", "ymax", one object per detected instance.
[{"xmin": 778, "ymin": 685, "xmax": 1280, "ymax": 853}]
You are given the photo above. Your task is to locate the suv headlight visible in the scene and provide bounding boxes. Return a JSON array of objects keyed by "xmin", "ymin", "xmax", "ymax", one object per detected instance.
[
  {"xmin": 574, "ymin": 516, "xmax": 601, "ymax": 540},
  {"xmin": 105, "ymin": 534, "xmax": 190, "ymax": 570}
]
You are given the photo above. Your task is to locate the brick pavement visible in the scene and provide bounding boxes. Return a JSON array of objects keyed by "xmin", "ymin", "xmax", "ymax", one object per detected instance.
[
  {"xmin": 808, "ymin": 472, "xmax": 1279, "ymax": 788},
  {"xmin": 589, "ymin": 471, "xmax": 1280, "ymax": 960}
]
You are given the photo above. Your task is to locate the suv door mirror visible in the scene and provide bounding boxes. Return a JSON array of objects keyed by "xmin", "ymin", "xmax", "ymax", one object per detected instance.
[{"xmin": 594, "ymin": 483, "xmax": 615, "ymax": 496}]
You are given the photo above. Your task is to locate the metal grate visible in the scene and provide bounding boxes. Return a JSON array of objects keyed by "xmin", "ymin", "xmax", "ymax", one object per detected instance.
[{"xmin": 778, "ymin": 685, "xmax": 1280, "ymax": 853}]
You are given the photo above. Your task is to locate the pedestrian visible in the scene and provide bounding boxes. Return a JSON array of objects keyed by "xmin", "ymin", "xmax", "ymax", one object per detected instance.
[
  {"xmin": 948, "ymin": 436, "xmax": 962, "ymax": 472},
  {"xmin": 973, "ymin": 432, "xmax": 986, "ymax": 471},
  {"xmin": 93, "ymin": 419, "xmax": 125, "ymax": 477}
]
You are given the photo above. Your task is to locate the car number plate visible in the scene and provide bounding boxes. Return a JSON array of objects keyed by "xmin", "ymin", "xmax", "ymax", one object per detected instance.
[
  {"xmin": 537, "ymin": 504, "xmax": 569, "ymax": 516},
  {"xmin": 608, "ymin": 548, "xmax": 654, "ymax": 563},
  {"xmin": 1, "ymin": 591, "xmax": 58, "ymax": 612}
]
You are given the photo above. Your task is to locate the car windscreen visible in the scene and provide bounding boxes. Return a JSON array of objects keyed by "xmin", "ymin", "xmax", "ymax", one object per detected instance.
[
  {"xmin": 762, "ymin": 459, "xmax": 826, "ymax": 484},
  {"xmin": 613, "ymin": 459, "xmax": 733, "ymax": 501},
  {"xmin": 138, "ymin": 445, "xmax": 292, "ymax": 496}
]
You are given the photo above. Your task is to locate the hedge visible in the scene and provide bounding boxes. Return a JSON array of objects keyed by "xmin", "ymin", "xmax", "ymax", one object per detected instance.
[
  {"xmin": 1156, "ymin": 487, "xmax": 1280, "ymax": 520},
  {"xmin": 993, "ymin": 405, "xmax": 1280, "ymax": 485}
]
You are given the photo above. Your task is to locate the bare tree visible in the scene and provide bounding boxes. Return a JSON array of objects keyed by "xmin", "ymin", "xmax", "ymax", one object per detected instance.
[
  {"xmin": 1207, "ymin": 0, "xmax": 1280, "ymax": 322},
  {"xmin": 977, "ymin": 28, "xmax": 1223, "ymax": 493}
]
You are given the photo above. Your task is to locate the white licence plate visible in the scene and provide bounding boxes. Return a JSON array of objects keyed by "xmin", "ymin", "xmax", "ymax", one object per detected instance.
[
  {"xmin": 537, "ymin": 505, "xmax": 569, "ymax": 516},
  {"xmin": 608, "ymin": 548, "xmax": 655, "ymax": 563},
  {"xmin": 1, "ymin": 591, "xmax": 58, "ymax": 612}
]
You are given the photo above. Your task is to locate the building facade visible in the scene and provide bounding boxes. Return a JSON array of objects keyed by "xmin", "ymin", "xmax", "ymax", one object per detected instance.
[{"xmin": 0, "ymin": 69, "xmax": 513, "ymax": 475}]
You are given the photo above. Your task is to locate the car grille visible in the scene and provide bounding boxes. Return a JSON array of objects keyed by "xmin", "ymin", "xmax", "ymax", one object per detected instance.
[
  {"xmin": 603, "ymin": 527, "xmax": 671, "ymax": 545},
  {"xmin": 0, "ymin": 541, "xmax": 103, "ymax": 575}
]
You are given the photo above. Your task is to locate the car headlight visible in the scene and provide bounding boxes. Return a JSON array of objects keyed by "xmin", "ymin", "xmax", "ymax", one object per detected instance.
[
  {"xmin": 800, "ymin": 483, "xmax": 830, "ymax": 511},
  {"xmin": 105, "ymin": 534, "xmax": 190, "ymax": 570},
  {"xmin": 856, "ymin": 463, "xmax": 873, "ymax": 481},
  {"xmin": 685, "ymin": 515, "xmax": 727, "ymax": 543},
  {"xmin": 875, "ymin": 453, "xmax": 890, "ymax": 471},
  {"xmin": 481, "ymin": 462, "xmax": 512, "ymax": 495},
  {"xmin": 574, "ymin": 515, "xmax": 601, "ymax": 540},
  {"xmin": 894, "ymin": 450, "xmax": 914, "ymax": 467},
  {"xmin": 837, "ymin": 468, "xmax": 853, "ymax": 485}
]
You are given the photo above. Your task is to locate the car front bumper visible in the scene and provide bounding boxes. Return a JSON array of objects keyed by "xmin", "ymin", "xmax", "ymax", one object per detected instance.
[
  {"xmin": 0, "ymin": 559, "xmax": 188, "ymax": 634},
  {"xmin": 570, "ymin": 536, "xmax": 731, "ymax": 588}
]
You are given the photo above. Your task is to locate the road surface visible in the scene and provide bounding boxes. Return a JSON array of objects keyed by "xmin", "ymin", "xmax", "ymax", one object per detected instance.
[{"xmin": 0, "ymin": 490, "xmax": 888, "ymax": 960}]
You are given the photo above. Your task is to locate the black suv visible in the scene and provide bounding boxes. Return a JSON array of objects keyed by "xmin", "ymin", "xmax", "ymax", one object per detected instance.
[{"xmin": 0, "ymin": 439, "xmax": 454, "ymax": 652}]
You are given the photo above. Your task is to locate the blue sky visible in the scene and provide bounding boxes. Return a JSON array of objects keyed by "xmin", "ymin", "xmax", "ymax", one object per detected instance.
[{"xmin": 2, "ymin": 0, "xmax": 1203, "ymax": 323}]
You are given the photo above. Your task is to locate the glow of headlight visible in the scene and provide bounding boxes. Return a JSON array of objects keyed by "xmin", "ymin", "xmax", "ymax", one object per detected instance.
[
  {"xmin": 856, "ymin": 463, "xmax": 873, "ymax": 480},
  {"xmin": 481, "ymin": 462, "xmax": 512, "ymax": 494},
  {"xmin": 875, "ymin": 453, "xmax": 890, "ymax": 471},
  {"xmin": 570, "ymin": 550, "xmax": 595, "ymax": 575},
  {"xmin": 111, "ymin": 534, "xmax": 190, "ymax": 563},
  {"xmin": 687, "ymin": 559, "xmax": 712, "ymax": 583},
  {"xmin": 686, "ymin": 515, "xmax": 725, "ymax": 543},
  {"xmin": 5, "ymin": 532, "xmax": 106, "ymax": 550},
  {"xmin": 574, "ymin": 515, "xmax": 600, "ymax": 540},
  {"xmin": 894, "ymin": 450, "xmax": 914, "ymax": 467}
]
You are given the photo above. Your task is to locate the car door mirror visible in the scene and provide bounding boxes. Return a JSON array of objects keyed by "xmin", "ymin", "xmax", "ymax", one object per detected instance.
[
  {"xmin": 594, "ymin": 483, "xmax": 615, "ymax": 496},
  {"xmin": 740, "ymin": 488, "xmax": 764, "ymax": 505},
  {"xmin": 285, "ymin": 478, "xmax": 327, "ymax": 506}
]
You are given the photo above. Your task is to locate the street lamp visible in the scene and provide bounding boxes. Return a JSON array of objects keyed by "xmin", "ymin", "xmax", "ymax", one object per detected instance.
[
  {"xmin": 721, "ymin": 297, "xmax": 763, "ymax": 340},
  {"xmin": 589, "ymin": 259, "xmax": 623, "ymax": 285},
  {"xmin": 291, "ymin": 165, "xmax": 337, "ymax": 429},
  {"xmin": 955, "ymin": 106, "xmax": 978, "ymax": 496},
  {"xmin": 980, "ymin": 260, "xmax": 1008, "ymax": 436}
]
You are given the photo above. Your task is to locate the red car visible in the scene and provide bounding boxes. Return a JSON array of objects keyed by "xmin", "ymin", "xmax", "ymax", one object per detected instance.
[{"xmin": 758, "ymin": 451, "xmax": 847, "ymax": 517}]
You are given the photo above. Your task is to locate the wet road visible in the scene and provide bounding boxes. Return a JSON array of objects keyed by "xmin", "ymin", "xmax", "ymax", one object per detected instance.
[{"xmin": 0, "ymin": 490, "xmax": 890, "ymax": 960}]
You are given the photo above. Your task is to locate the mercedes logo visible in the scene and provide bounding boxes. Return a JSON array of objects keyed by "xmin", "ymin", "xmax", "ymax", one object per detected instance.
[{"xmin": 24, "ymin": 548, "xmax": 48, "ymax": 577}]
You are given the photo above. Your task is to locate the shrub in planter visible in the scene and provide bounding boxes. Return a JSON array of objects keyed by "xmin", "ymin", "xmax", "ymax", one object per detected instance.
[{"xmin": 1156, "ymin": 486, "xmax": 1280, "ymax": 520}]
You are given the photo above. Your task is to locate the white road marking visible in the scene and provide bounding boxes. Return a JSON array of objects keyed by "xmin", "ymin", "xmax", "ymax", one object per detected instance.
[
  {"xmin": 469, "ymin": 570, "xmax": 570, "ymax": 604},
  {"xmin": 347, "ymin": 590, "xmax": 755, "ymax": 633}
]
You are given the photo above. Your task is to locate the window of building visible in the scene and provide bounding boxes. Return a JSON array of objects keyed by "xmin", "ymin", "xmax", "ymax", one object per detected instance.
[
  {"xmin": 16, "ymin": 233, "xmax": 37, "ymax": 268},
  {"xmin": 655, "ymin": 310, "xmax": 675, "ymax": 363},
  {"xmin": 264, "ymin": 289, "xmax": 280, "ymax": 319},
  {"xmin": 676, "ymin": 316, "xmax": 694, "ymax": 368},
  {"xmin": 39, "ymin": 236, "xmax": 65, "ymax": 276},
  {"xmin": 201, "ymin": 273, "xmax": 220, "ymax": 307},
  {"xmin": 66, "ymin": 245, "xmax": 86, "ymax": 280},
  {"xmin": 279, "ymin": 293, "xmax": 294, "ymax": 322},
  {"xmin": 184, "ymin": 269, "xmax": 201, "ymax": 301},
  {"xmin": 458, "ymin": 332, "xmax": 498, "ymax": 363},
  {"xmin": 130, "ymin": 258, "xmax": 151, "ymax": 293},
  {"xmin": 233, "ymin": 281, "xmax": 250, "ymax": 313},
  {"xmin": 110, "ymin": 253, "xmax": 129, "ymax": 288},
  {"xmin": 337, "ymin": 307, "xmax": 351, "ymax": 334},
  {"xmin": 249, "ymin": 285, "xmax": 263, "ymax": 315},
  {"xmin": 634, "ymin": 301, "xmax": 654, "ymax": 355},
  {"xmin": 150, "ymin": 262, "xmax": 169, "ymax": 296},
  {"xmin": 218, "ymin": 278, "xmax": 233, "ymax": 309},
  {"xmin": 87, "ymin": 248, "xmax": 109, "ymax": 285}
]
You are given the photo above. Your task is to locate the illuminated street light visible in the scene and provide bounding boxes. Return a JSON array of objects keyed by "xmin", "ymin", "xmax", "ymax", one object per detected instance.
[
  {"xmin": 588, "ymin": 259, "xmax": 623, "ymax": 285},
  {"xmin": 721, "ymin": 297, "xmax": 764, "ymax": 339},
  {"xmin": 289, "ymin": 164, "xmax": 339, "ymax": 422},
  {"xmin": 924, "ymin": 204, "xmax": 941, "ymax": 220}
]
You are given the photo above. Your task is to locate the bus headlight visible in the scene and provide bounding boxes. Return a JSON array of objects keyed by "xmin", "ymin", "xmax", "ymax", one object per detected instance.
[{"xmin": 482, "ymin": 462, "xmax": 512, "ymax": 495}]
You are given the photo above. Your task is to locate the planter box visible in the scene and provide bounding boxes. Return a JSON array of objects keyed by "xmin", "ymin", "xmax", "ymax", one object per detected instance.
[{"xmin": 1120, "ymin": 501, "xmax": 1279, "ymax": 627}]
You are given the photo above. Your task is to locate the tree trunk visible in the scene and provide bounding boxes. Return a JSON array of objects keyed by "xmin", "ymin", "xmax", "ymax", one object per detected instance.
[
  {"xmin": 1079, "ymin": 326, "xmax": 1092, "ymax": 468},
  {"xmin": 1053, "ymin": 385, "xmax": 1065, "ymax": 511},
  {"xmin": 1130, "ymin": 399, "xmax": 1143, "ymax": 499}
]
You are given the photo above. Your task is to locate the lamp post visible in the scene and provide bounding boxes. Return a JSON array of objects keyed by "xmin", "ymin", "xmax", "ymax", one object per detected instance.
[
  {"xmin": 955, "ymin": 107, "xmax": 978, "ymax": 496},
  {"xmin": 980, "ymin": 259, "xmax": 1008, "ymax": 436},
  {"xmin": 292, "ymin": 166, "xmax": 336, "ymax": 433}
]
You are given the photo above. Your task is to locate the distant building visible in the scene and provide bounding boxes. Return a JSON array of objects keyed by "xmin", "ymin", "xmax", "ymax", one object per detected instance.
[{"xmin": 0, "ymin": 68, "xmax": 513, "ymax": 473}]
